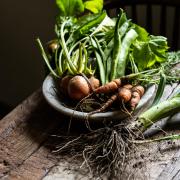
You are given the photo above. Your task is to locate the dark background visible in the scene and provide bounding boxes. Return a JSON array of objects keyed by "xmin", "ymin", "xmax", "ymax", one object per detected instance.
[{"xmin": 0, "ymin": 0, "xmax": 58, "ymax": 108}]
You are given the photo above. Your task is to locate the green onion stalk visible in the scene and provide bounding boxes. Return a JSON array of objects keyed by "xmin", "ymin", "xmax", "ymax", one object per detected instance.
[{"xmin": 128, "ymin": 92, "xmax": 180, "ymax": 133}]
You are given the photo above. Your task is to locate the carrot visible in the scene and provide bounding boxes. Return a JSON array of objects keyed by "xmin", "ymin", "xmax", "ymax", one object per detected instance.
[
  {"xmin": 130, "ymin": 91, "xmax": 141, "ymax": 110},
  {"xmin": 129, "ymin": 85, "xmax": 145, "ymax": 110},
  {"xmin": 123, "ymin": 84, "xmax": 133, "ymax": 89},
  {"xmin": 132, "ymin": 85, "xmax": 145, "ymax": 97},
  {"xmin": 89, "ymin": 94, "xmax": 118, "ymax": 114},
  {"xmin": 89, "ymin": 76, "xmax": 100, "ymax": 90},
  {"xmin": 94, "ymin": 79, "xmax": 121, "ymax": 94},
  {"xmin": 118, "ymin": 87, "xmax": 132, "ymax": 103}
]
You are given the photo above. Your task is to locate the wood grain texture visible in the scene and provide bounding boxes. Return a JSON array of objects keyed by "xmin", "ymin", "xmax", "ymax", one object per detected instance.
[
  {"xmin": 0, "ymin": 90, "xmax": 63, "ymax": 179},
  {"xmin": 0, "ymin": 86, "xmax": 179, "ymax": 180}
]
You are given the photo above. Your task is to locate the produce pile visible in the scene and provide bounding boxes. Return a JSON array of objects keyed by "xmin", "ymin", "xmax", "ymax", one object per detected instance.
[{"xmin": 37, "ymin": 0, "xmax": 180, "ymax": 178}]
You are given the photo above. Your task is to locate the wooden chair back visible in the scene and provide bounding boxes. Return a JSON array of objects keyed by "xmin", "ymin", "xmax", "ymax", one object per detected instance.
[{"xmin": 104, "ymin": 0, "xmax": 180, "ymax": 50}]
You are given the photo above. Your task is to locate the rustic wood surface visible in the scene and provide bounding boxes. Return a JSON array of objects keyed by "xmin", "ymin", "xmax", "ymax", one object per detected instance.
[{"xmin": 0, "ymin": 85, "xmax": 179, "ymax": 180}]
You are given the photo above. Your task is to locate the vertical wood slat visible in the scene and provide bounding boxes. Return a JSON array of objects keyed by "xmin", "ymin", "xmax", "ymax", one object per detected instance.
[
  {"xmin": 160, "ymin": 5, "xmax": 167, "ymax": 36},
  {"xmin": 172, "ymin": 7, "xmax": 180, "ymax": 50},
  {"xmin": 104, "ymin": 0, "xmax": 180, "ymax": 50},
  {"xmin": 146, "ymin": 4, "xmax": 152, "ymax": 33}
]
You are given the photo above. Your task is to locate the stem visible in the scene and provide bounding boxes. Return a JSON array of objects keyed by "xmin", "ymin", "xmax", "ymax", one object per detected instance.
[
  {"xmin": 36, "ymin": 38, "xmax": 59, "ymax": 78},
  {"xmin": 69, "ymin": 37, "xmax": 88, "ymax": 56},
  {"xmin": 129, "ymin": 94, "xmax": 180, "ymax": 132},
  {"xmin": 55, "ymin": 48, "xmax": 62, "ymax": 76},
  {"xmin": 60, "ymin": 21, "xmax": 77, "ymax": 73},
  {"xmin": 58, "ymin": 50, "xmax": 64, "ymax": 75},
  {"xmin": 78, "ymin": 43, "xmax": 84, "ymax": 73},
  {"xmin": 119, "ymin": 69, "xmax": 159, "ymax": 81},
  {"xmin": 134, "ymin": 134, "xmax": 180, "ymax": 144},
  {"xmin": 94, "ymin": 51, "xmax": 106, "ymax": 85}
]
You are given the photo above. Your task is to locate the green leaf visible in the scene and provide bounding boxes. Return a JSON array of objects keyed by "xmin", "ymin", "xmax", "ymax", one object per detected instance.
[
  {"xmin": 56, "ymin": 0, "xmax": 84, "ymax": 16},
  {"xmin": 133, "ymin": 24, "xmax": 149, "ymax": 41},
  {"xmin": 84, "ymin": 0, "xmax": 103, "ymax": 14},
  {"xmin": 132, "ymin": 34, "xmax": 168, "ymax": 71},
  {"xmin": 73, "ymin": 11, "xmax": 106, "ymax": 41}
]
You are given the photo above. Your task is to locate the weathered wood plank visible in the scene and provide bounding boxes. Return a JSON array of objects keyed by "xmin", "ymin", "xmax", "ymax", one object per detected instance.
[
  {"xmin": 158, "ymin": 150, "xmax": 180, "ymax": 180},
  {"xmin": 0, "ymin": 90, "xmax": 64, "ymax": 179}
]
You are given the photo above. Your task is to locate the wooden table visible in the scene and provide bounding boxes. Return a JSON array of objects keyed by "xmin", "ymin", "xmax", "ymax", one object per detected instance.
[{"xmin": 0, "ymin": 87, "xmax": 180, "ymax": 180}]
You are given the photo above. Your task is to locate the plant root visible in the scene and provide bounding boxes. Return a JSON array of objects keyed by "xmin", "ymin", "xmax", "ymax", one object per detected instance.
[
  {"xmin": 88, "ymin": 94, "xmax": 118, "ymax": 115},
  {"xmin": 53, "ymin": 123, "xmax": 145, "ymax": 179}
]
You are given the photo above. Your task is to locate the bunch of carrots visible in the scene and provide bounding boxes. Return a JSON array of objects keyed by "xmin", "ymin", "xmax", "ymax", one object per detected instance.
[{"xmin": 59, "ymin": 74, "xmax": 144, "ymax": 113}]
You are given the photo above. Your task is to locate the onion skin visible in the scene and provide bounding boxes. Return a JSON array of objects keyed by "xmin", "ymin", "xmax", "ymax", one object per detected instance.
[
  {"xmin": 60, "ymin": 75, "xmax": 72, "ymax": 95},
  {"xmin": 47, "ymin": 40, "xmax": 58, "ymax": 54},
  {"xmin": 68, "ymin": 75, "xmax": 91, "ymax": 100}
]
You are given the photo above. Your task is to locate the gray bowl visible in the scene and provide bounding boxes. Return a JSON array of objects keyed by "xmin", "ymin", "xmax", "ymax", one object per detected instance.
[{"xmin": 42, "ymin": 74, "xmax": 156, "ymax": 122}]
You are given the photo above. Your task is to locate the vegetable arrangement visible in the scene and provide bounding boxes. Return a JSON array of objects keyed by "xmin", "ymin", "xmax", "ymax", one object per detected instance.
[{"xmin": 37, "ymin": 0, "xmax": 180, "ymax": 178}]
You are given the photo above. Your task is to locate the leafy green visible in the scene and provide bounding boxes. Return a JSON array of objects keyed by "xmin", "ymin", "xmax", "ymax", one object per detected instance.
[
  {"xmin": 84, "ymin": 0, "xmax": 103, "ymax": 14},
  {"xmin": 73, "ymin": 11, "xmax": 106, "ymax": 41},
  {"xmin": 132, "ymin": 35, "xmax": 168, "ymax": 71},
  {"xmin": 56, "ymin": 0, "xmax": 84, "ymax": 16},
  {"xmin": 56, "ymin": 0, "xmax": 103, "ymax": 17},
  {"xmin": 133, "ymin": 24, "xmax": 149, "ymax": 41}
]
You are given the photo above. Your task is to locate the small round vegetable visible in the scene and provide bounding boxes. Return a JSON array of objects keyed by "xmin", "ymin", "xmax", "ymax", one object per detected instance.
[
  {"xmin": 60, "ymin": 75, "xmax": 72, "ymax": 95},
  {"xmin": 132, "ymin": 85, "xmax": 145, "ymax": 97},
  {"xmin": 89, "ymin": 76, "xmax": 100, "ymax": 90},
  {"xmin": 130, "ymin": 91, "xmax": 141, "ymax": 110},
  {"xmin": 68, "ymin": 75, "xmax": 90, "ymax": 100},
  {"xmin": 118, "ymin": 87, "xmax": 132, "ymax": 103},
  {"xmin": 47, "ymin": 40, "xmax": 58, "ymax": 54}
]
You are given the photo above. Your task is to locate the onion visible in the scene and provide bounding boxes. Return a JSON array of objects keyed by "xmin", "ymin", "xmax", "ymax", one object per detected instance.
[{"xmin": 68, "ymin": 75, "xmax": 90, "ymax": 100}]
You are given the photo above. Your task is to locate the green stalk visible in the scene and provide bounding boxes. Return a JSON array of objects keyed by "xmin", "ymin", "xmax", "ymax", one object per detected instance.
[
  {"xmin": 93, "ymin": 36, "xmax": 106, "ymax": 69},
  {"xmin": 60, "ymin": 21, "xmax": 77, "ymax": 74},
  {"xmin": 95, "ymin": 51, "xmax": 105, "ymax": 85},
  {"xmin": 58, "ymin": 50, "xmax": 64, "ymax": 75},
  {"xmin": 104, "ymin": 38, "xmax": 114, "ymax": 83},
  {"xmin": 134, "ymin": 134, "xmax": 180, "ymax": 144},
  {"xmin": 83, "ymin": 44, "xmax": 90, "ymax": 75},
  {"xmin": 55, "ymin": 48, "xmax": 62, "ymax": 76},
  {"xmin": 36, "ymin": 38, "xmax": 59, "ymax": 78},
  {"xmin": 90, "ymin": 36, "xmax": 105, "ymax": 84},
  {"xmin": 69, "ymin": 37, "xmax": 88, "ymax": 56},
  {"xmin": 77, "ymin": 43, "xmax": 84, "ymax": 73},
  {"xmin": 129, "ymin": 93, "xmax": 180, "ymax": 132}
]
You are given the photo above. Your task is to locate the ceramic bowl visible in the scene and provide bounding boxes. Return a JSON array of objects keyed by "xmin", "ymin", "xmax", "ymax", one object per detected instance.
[{"xmin": 42, "ymin": 74, "xmax": 156, "ymax": 122}]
